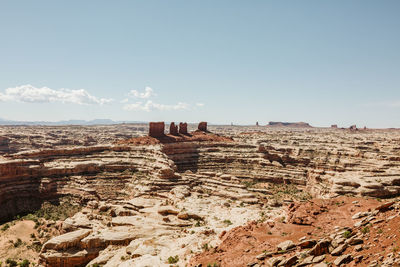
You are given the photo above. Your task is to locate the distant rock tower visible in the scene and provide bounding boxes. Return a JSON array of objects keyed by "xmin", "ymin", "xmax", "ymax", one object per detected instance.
[
  {"xmin": 349, "ymin": 125, "xmax": 357, "ymax": 131},
  {"xmin": 198, "ymin": 122, "xmax": 207, "ymax": 132},
  {"xmin": 256, "ymin": 121, "xmax": 259, "ymax": 126},
  {"xmin": 149, "ymin": 122, "xmax": 165, "ymax": 137},
  {"xmin": 179, "ymin": 122, "xmax": 188, "ymax": 134},
  {"xmin": 169, "ymin": 122, "xmax": 178, "ymax": 135}
]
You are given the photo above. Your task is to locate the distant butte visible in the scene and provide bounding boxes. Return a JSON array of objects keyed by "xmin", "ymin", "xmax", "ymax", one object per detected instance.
[{"xmin": 266, "ymin": 121, "xmax": 312, "ymax": 128}]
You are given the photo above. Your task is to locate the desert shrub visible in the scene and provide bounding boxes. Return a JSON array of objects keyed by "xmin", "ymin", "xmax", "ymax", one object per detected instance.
[
  {"xmin": 167, "ymin": 255, "xmax": 179, "ymax": 264},
  {"xmin": 361, "ymin": 226, "xmax": 370, "ymax": 234},
  {"xmin": 223, "ymin": 219, "xmax": 232, "ymax": 226},
  {"xmin": 21, "ymin": 197, "xmax": 80, "ymax": 223},
  {"xmin": 13, "ymin": 238, "xmax": 23, "ymax": 248},
  {"xmin": 269, "ymin": 184, "xmax": 311, "ymax": 201},
  {"xmin": 33, "ymin": 200, "xmax": 80, "ymax": 221},
  {"xmin": 6, "ymin": 259, "xmax": 17, "ymax": 267},
  {"xmin": 343, "ymin": 230, "xmax": 352, "ymax": 239},
  {"xmin": 18, "ymin": 260, "xmax": 29, "ymax": 267},
  {"xmin": 27, "ymin": 241, "xmax": 42, "ymax": 252},
  {"xmin": 1, "ymin": 224, "xmax": 10, "ymax": 231},
  {"xmin": 242, "ymin": 180, "xmax": 258, "ymax": 188}
]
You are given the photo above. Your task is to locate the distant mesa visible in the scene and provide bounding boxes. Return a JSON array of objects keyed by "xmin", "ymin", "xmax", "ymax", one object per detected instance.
[
  {"xmin": 331, "ymin": 124, "xmax": 338, "ymax": 128},
  {"xmin": 266, "ymin": 121, "xmax": 312, "ymax": 128}
]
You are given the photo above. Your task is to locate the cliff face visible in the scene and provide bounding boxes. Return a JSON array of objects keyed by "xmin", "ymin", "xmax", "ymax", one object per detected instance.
[
  {"xmin": 162, "ymin": 129, "xmax": 400, "ymax": 198},
  {"xmin": 236, "ymin": 129, "xmax": 400, "ymax": 198},
  {"xmin": 0, "ymin": 136, "xmax": 11, "ymax": 154},
  {"xmin": 0, "ymin": 145, "xmax": 175, "ymax": 222},
  {"xmin": 2, "ymin": 127, "xmax": 400, "ymax": 224}
]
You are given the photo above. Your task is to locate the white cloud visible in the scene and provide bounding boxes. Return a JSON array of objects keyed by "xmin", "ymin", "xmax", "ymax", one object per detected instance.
[
  {"xmin": 196, "ymin": 103, "xmax": 205, "ymax": 107},
  {"xmin": 123, "ymin": 100, "xmax": 189, "ymax": 112},
  {"xmin": 128, "ymin": 86, "xmax": 156, "ymax": 99},
  {"xmin": 0, "ymin": 84, "xmax": 112, "ymax": 105}
]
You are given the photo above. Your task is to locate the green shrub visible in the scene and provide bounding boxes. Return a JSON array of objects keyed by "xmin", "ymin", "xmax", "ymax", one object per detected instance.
[
  {"xmin": 343, "ymin": 230, "xmax": 352, "ymax": 239},
  {"xmin": 13, "ymin": 238, "xmax": 23, "ymax": 248},
  {"xmin": 361, "ymin": 226, "xmax": 370, "ymax": 234},
  {"xmin": 223, "ymin": 219, "xmax": 232, "ymax": 226},
  {"xmin": 167, "ymin": 255, "xmax": 179, "ymax": 264},
  {"xmin": 1, "ymin": 224, "xmax": 10, "ymax": 231},
  {"xmin": 6, "ymin": 259, "xmax": 17, "ymax": 267},
  {"xmin": 18, "ymin": 260, "xmax": 30, "ymax": 267}
]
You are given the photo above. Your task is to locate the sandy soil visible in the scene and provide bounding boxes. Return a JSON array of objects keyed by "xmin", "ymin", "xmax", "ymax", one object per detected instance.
[{"xmin": 0, "ymin": 220, "xmax": 39, "ymax": 263}]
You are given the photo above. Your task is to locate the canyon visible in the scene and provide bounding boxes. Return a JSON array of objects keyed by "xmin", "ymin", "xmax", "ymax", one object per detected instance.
[{"xmin": 0, "ymin": 123, "xmax": 400, "ymax": 266}]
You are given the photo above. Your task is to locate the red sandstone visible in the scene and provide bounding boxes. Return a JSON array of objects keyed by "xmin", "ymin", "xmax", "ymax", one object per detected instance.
[
  {"xmin": 149, "ymin": 122, "xmax": 165, "ymax": 137},
  {"xmin": 198, "ymin": 122, "xmax": 207, "ymax": 132},
  {"xmin": 179, "ymin": 122, "xmax": 188, "ymax": 135},
  {"xmin": 169, "ymin": 122, "xmax": 178, "ymax": 135}
]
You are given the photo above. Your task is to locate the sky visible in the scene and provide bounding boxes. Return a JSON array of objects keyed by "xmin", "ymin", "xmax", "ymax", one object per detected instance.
[{"xmin": 0, "ymin": 1, "xmax": 399, "ymax": 127}]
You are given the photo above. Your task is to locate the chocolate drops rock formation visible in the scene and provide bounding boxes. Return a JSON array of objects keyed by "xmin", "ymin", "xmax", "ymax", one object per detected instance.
[
  {"xmin": 149, "ymin": 122, "xmax": 165, "ymax": 137},
  {"xmin": 169, "ymin": 122, "xmax": 179, "ymax": 136}
]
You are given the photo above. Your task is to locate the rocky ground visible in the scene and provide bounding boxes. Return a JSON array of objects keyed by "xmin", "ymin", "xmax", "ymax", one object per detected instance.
[
  {"xmin": 0, "ymin": 124, "xmax": 400, "ymax": 266},
  {"xmin": 190, "ymin": 197, "xmax": 400, "ymax": 267}
]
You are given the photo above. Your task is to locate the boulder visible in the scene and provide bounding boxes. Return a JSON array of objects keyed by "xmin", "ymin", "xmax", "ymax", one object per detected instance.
[
  {"xmin": 42, "ymin": 229, "xmax": 91, "ymax": 251},
  {"xmin": 277, "ymin": 240, "xmax": 295, "ymax": 251},
  {"xmin": 309, "ymin": 239, "xmax": 330, "ymax": 256},
  {"xmin": 375, "ymin": 201, "xmax": 395, "ymax": 212},
  {"xmin": 81, "ymin": 227, "xmax": 138, "ymax": 249},
  {"xmin": 331, "ymin": 243, "xmax": 347, "ymax": 256},
  {"xmin": 297, "ymin": 239, "xmax": 316, "ymax": 249},
  {"xmin": 333, "ymin": 254, "xmax": 353, "ymax": 266}
]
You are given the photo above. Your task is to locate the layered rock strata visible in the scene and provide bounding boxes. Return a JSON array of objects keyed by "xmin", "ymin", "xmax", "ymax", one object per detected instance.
[{"xmin": 0, "ymin": 145, "xmax": 174, "ymax": 222}]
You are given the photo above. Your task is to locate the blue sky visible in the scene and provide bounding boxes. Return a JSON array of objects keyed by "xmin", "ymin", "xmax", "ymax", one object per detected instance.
[{"xmin": 0, "ymin": 1, "xmax": 399, "ymax": 127}]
